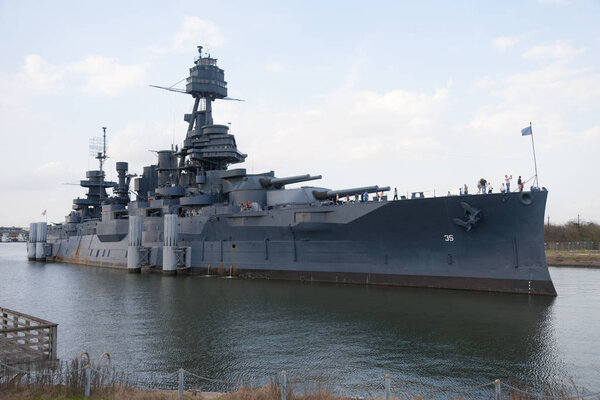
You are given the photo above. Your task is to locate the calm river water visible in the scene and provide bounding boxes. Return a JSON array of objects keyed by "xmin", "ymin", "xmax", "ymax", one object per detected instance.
[{"xmin": 1, "ymin": 243, "xmax": 598, "ymax": 394}]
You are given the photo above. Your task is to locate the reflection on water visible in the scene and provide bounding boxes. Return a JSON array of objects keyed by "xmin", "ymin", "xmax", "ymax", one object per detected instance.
[{"xmin": 1, "ymin": 243, "xmax": 599, "ymax": 393}]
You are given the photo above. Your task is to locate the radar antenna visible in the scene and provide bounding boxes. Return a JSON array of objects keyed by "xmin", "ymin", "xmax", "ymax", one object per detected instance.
[{"xmin": 99, "ymin": 127, "xmax": 107, "ymax": 172}]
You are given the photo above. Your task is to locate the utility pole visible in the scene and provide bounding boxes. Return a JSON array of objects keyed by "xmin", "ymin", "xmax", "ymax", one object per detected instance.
[
  {"xmin": 577, "ymin": 213, "xmax": 580, "ymax": 227},
  {"xmin": 547, "ymin": 215, "xmax": 550, "ymax": 226}
]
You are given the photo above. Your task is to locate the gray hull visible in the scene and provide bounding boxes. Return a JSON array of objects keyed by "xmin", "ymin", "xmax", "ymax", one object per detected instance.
[{"xmin": 45, "ymin": 191, "xmax": 556, "ymax": 295}]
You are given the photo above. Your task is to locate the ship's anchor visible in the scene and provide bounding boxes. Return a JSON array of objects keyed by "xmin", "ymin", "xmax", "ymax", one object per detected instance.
[{"xmin": 453, "ymin": 202, "xmax": 481, "ymax": 231}]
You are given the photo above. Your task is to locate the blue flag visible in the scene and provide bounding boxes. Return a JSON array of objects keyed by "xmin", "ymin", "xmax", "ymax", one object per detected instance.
[{"xmin": 521, "ymin": 126, "xmax": 532, "ymax": 136}]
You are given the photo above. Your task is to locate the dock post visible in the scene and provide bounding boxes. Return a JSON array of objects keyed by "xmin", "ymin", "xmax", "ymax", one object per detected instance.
[
  {"xmin": 84, "ymin": 363, "xmax": 91, "ymax": 399},
  {"xmin": 178, "ymin": 368, "xmax": 184, "ymax": 399},
  {"xmin": 281, "ymin": 371, "xmax": 287, "ymax": 400},
  {"xmin": 35, "ymin": 222, "xmax": 47, "ymax": 261},
  {"xmin": 494, "ymin": 379, "xmax": 501, "ymax": 400},
  {"xmin": 385, "ymin": 374, "xmax": 391, "ymax": 400},
  {"xmin": 27, "ymin": 222, "xmax": 37, "ymax": 260},
  {"xmin": 163, "ymin": 214, "xmax": 178, "ymax": 275},
  {"xmin": 49, "ymin": 325, "xmax": 58, "ymax": 360},
  {"xmin": 127, "ymin": 216, "xmax": 143, "ymax": 273}
]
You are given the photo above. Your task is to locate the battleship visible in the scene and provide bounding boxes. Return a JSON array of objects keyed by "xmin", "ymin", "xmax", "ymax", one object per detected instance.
[{"xmin": 27, "ymin": 46, "xmax": 556, "ymax": 295}]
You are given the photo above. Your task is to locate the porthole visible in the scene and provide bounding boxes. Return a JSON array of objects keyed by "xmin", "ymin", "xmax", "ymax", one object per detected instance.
[{"xmin": 520, "ymin": 192, "xmax": 533, "ymax": 206}]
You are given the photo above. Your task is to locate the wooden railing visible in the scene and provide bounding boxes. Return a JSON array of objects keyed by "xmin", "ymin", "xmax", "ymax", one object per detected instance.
[{"xmin": 0, "ymin": 307, "xmax": 57, "ymax": 365}]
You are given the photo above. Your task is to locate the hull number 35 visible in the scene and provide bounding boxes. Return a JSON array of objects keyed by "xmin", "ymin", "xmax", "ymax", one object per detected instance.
[{"xmin": 444, "ymin": 234, "xmax": 454, "ymax": 242}]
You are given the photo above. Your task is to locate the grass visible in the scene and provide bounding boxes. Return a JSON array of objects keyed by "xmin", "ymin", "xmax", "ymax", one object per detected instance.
[
  {"xmin": 546, "ymin": 249, "xmax": 600, "ymax": 267},
  {"xmin": 2, "ymin": 359, "xmax": 596, "ymax": 400}
]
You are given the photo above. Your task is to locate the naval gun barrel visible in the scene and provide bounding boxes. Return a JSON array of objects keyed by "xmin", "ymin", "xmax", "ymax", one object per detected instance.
[
  {"xmin": 312, "ymin": 185, "xmax": 391, "ymax": 201},
  {"xmin": 260, "ymin": 174, "xmax": 322, "ymax": 189}
]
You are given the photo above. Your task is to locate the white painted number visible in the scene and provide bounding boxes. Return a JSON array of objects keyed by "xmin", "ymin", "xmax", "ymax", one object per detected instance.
[{"xmin": 444, "ymin": 234, "xmax": 454, "ymax": 242}]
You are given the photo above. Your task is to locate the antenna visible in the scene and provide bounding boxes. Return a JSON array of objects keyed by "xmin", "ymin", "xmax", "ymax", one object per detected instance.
[
  {"xmin": 101, "ymin": 127, "xmax": 107, "ymax": 171},
  {"xmin": 89, "ymin": 127, "xmax": 108, "ymax": 172}
]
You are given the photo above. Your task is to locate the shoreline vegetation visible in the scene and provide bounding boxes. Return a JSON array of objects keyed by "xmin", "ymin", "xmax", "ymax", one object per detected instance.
[
  {"xmin": 1, "ymin": 382, "xmax": 594, "ymax": 400},
  {"xmin": 1, "ymin": 360, "xmax": 595, "ymax": 400},
  {"xmin": 544, "ymin": 221, "xmax": 599, "ymax": 244},
  {"xmin": 544, "ymin": 220, "xmax": 600, "ymax": 267}
]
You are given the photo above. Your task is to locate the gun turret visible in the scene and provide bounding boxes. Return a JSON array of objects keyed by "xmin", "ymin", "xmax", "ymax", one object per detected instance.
[
  {"xmin": 312, "ymin": 186, "xmax": 391, "ymax": 201},
  {"xmin": 260, "ymin": 174, "xmax": 322, "ymax": 189}
]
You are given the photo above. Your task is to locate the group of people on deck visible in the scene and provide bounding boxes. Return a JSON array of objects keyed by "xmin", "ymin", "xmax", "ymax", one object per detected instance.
[
  {"xmin": 334, "ymin": 191, "xmax": 386, "ymax": 205},
  {"xmin": 454, "ymin": 174, "xmax": 524, "ymax": 196}
]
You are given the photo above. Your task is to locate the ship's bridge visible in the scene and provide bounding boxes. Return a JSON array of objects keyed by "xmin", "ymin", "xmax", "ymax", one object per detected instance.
[{"xmin": 186, "ymin": 48, "xmax": 227, "ymax": 99}]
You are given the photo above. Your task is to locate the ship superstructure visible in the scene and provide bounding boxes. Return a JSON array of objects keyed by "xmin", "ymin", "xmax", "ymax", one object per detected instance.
[{"xmin": 28, "ymin": 46, "xmax": 557, "ymax": 295}]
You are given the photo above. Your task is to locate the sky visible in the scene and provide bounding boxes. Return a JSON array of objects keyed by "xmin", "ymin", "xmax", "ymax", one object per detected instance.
[{"xmin": 0, "ymin": 0, "xmax": 599, "ymax": 227}]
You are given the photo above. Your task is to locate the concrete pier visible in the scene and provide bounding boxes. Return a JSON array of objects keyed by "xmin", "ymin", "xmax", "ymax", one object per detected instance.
[
  {"xmin": 27, "ymin": 222, "xmax": 37, "ymax": 260},
  {"xmin": 35, "ymin": 222, "xmax": 47, "ymax": 261},
  {"xmin": 127, "ymin": 216, "xmax": 143, "ymax": 273},
  {"xmin": 162, "ymin": 214, "xmax": 178, "ymax": 275}
]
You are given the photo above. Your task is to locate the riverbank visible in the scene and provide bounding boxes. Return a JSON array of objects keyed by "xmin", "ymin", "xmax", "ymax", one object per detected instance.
[
  {"xmin": 0, "ymin": 383, "xmax": 591, "ymax": 400},
  {"xmin": 0, "ymin": 386, "xmax": 221, "ymax": 399},
  {"xmin": 546, "ymin": 250, "xmax": 600, "ymax": 267}
]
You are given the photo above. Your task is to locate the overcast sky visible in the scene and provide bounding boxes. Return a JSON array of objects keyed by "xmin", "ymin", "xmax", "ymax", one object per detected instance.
[{"xmin": 1, "ymin": 0, "xmax": 599, "ymax": 227}]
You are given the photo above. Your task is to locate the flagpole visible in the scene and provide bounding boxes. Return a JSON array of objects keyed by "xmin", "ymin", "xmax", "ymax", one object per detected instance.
[{"xmin": 529, "ymin": 121, "xmax": 539, "ymax": 188}]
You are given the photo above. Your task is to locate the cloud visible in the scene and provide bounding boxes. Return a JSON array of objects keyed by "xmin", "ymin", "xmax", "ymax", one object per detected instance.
[
  {"xmin": 265, "ymin": 63, "xmax": 283, "ymax": 72},
  {"xmin": 107, "ymin": 121, "xmax": 188, "ymax": 174},
  {"xmin": 69, "ymin": 56, "xmax": 146, "ymax": 96},
  {"xmin": 227, "ymin": 83, "xmax": 450, "ymax": 184},
  {"xmin": 470, "ymin": 62, "xmax": 600, "ymax": 132},
  {"xmin": 12, "ymin": 54, "xmax": 147, "ymax": 97},
  {"xmin": 522, "ymin": 41, "xmax": 584, "ymax": 60},
  {"xmin": 19, "ymin": 55, "xmax": 66, "ymax": 94},
  {"xmin": 173, "ymin": 17, "xmax": 224, "ymax": 52},
  {"xmin": 492, "ymin": 36, "xmax": 518, "ymax": 51}
]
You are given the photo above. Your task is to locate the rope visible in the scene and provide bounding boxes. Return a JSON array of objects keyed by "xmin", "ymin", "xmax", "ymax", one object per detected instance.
[
  {"xmin": 0, "ymin": 360, "xmax": 88, "ymax": 376},
  {"xmin": 502, "ymin": 382, "xmax": 600, "ymax": 400},
  {"xmin": 169, "ymin": 77, "xmax": 187, "ymax": 88},
  {"xmin": 391, "ymin": 376, "xmax": 496, "ymax": 391},
  {"xmin": 428, "ymin": 380, "xmax": 497, "ymax": 392},
  {"xmin": 5, "ymin": 360, "xmax": 600, "ymax": 399},
  {"xmin": 183, "ymin": 369, "xmax": 239, "ymax": 385}
]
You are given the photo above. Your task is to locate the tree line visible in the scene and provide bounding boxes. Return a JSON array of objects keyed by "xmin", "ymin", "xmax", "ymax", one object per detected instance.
[{"xmin": 544, "ymin": 220, "xmax": 600, "ymax": 242}]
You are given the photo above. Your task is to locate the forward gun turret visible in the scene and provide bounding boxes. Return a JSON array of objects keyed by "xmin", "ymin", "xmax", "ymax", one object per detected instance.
[
  {"xmin": 312, "ymin": 185, "xmax": 390, "ymax": 201},
  {"xmin": 260, "ymin": 174, "xmax": 322, "ymax": 189}
]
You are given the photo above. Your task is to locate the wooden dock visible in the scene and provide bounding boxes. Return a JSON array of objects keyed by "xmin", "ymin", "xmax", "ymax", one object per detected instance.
[{"xmin": 0, "ymin": 307, "xmax": 57, "ymax": 365}]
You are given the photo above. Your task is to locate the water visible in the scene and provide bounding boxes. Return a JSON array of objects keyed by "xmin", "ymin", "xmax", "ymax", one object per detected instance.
[{"xmin": 1, "ymin": 243, "xmax": 599, "ymax": 394}]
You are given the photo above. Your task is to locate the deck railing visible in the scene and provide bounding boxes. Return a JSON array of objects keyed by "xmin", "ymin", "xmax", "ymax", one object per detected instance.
[{"xmin": 0, "ymin": 307, "xmax": 57, "ymax": 364}]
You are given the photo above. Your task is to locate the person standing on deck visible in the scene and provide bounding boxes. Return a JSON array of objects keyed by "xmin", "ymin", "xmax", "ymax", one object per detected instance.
[
  {"xmin": 517, "ymin": 176, "xmax": 523, "ymax": 192},
  {"xmin": 393, "ymin": 188, "xmax": 398, "ymax": 200},
  {"xmin": 505, "ymin": 174, "xmax": 512, "ymax": 192}
]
